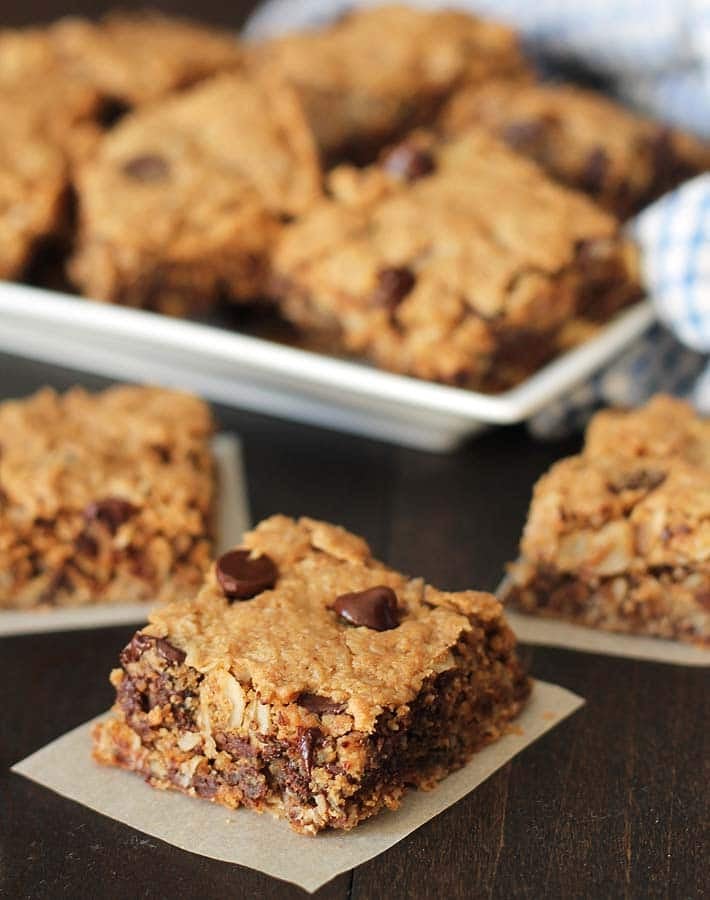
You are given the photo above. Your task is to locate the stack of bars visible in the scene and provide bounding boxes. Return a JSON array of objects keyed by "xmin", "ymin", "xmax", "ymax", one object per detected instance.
[{"xmin": 3, "ymin": 5, "xmax": 709, "ymax": 391}]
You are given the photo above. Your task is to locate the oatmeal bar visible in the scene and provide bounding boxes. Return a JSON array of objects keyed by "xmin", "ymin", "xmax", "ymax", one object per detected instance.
[
  {"xmin": 440, "ymin": 82, "xmax": 710, "ymax": 219},
  {"xmin": 48, "ymin": 12, "xmax": 242, "ymax": 108},
  {"xmin": 93, "ymin": 515, "xmax": 530, "ymax": 835},
  {"xmin": 270, "ymin": 129, "xmax": 641, "ymax": 389},
  {"xmin": 0, "ymin": 386, "xmax": 215, "ymax": 609},
  {"xmin": 503, "ymin": 396, "xmax": 710, "ymax": 645},
  {"xmin": 0, "ymin": 129, "xmax": 68, "ymax": 280},
  {"xmin": 249, "ymin": 5, "xmax": 530, "ymax": 162},
  {"xmin": 69, "ymin": 72, "xmax": 321, "ymax": 315},
  {"xmin": 0, "ymin": 27, "xmax": 110, "ymax": 162}
]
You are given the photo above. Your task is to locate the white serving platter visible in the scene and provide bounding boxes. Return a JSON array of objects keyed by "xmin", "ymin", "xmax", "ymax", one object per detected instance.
[{"xmin": 0, "ymin": 281, "xmax": 654, "ymax": 451}]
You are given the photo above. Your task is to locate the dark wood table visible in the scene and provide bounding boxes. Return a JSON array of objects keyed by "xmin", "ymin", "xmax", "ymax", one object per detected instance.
[{"xmin": 2, "ymin": 3, "xmax": 708, "ymax": 897}]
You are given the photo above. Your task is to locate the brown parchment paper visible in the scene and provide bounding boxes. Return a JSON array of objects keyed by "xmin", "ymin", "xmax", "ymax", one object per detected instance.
[
  {"xmin": 0, "ymin": 434, "xmax": 249, "ymax": 636},
  {"xmin": 12, "ymin": 680, "xmax": 583, "ymax": 894}
]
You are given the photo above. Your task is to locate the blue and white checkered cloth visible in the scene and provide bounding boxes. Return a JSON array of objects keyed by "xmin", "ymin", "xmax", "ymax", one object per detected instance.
[{"xmin": 247, "ymin": 0, "xmax": 710, "ymax": 434}]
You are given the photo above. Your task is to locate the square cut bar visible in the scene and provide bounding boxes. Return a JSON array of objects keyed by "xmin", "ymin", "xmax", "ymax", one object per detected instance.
[
  {"xmin": 0, "ymin": 129, "xmax": 68, "ymax": 280},
  {"xmin": 93, "ymin": 516, "xmax": 531, "ymax": 835},
  {"xmin": 69, "ymin": 71, "xmax": 321, "ymax": 315},
  {"xmin": 249, "ymin": 4, "xmax": 530, "ymax": 163},
  {"xmin": 0, "ymin": 386, "xmax": 216, "ymax": 609},
  {"xmin": 270, "ymin": 128, "xmax": 642, "ymax": 390},
  {"xmin": 439, "ymin": 82, "xmax": 710, "ymax": 219},
  {"xmin": 503, "ymin": 396, "xmax": 710, "ymax": 645},
  {"xmin": 0, "ymin": 26, "xmax": 109, "ymax": 163}
]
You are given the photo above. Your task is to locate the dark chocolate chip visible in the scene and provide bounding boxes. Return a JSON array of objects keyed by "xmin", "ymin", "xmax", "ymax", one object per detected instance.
[
  {"xmin": 609, "ymin": 469, "xmax": 666, "ymax": 493},
  {"xmin": 661, "ymin": 523, "xmax": 691, "ymax": 542},
  {"xmin": 216, "ymin": 549, "xmax": 278, "ymax": 601},
  {"xmin": 98, "ymin": 97, "xmax": 130, "ymax": 129},
  {"xmin": 501, "ymin": 119, "xmax": 546, "ymax": 150},
  {"xmin": 84, "ymin": 497, "xmax": 137, "ymax": 535},
  {"xmin": 334, "ymin": 585, "xmax": 400, "ymax": 631},
  {"xmin": 122, "ymin": 154, "xmax": 170, "ymax": 182},
  {"xmin": 580, "ymin": 147, "xmax": 609, "ymax": 194},
  {"xmin": 38, "ymin": 569, "xmax": 71, "ymax": 605},
  {"xmin": 150, "ymin": 444, "xmax": 172, "ymax": 463},
  {"xmin": 297, "ymin": 693, "xmax": 346, "ymax": 716},
  {"xmin": 120, "ymin": 632, "xmax": 155, "ymax": 666},
  {"xmin": 299, "ymin": 727, "xmax": 320, "ymax": 777},
  {"xmin": 192, "ymin": 773, "xmax": 219, "ymax": 799},
  {"xmin": 698, "ymin": 590, "xmax": 710, "ymax": 611},
  {"xmin": 155, "ymin": 638, "xmax": 186, "ymax": 666},
  {"xmin": 117, "ymin": 674, "xmax": 150, "ymax": 718},
  {"xmin": 215, "ymin": 733, "xmax": 256, "ymax": 758},
  {"xmin": 371, "ymin": 266, "xmax": 415, "ymax": 308},
  {"xmin": 381, "ymin": 143, "xmax": 436, "ymax": 181},
  {"xmin": 75, "ymin": 531, "xmax": 98, "ymax": 558}
]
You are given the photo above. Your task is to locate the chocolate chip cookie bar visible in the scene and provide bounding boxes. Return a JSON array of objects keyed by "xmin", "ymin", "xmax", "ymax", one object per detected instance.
[
  {"xmin": 0, "ymin": 130, "xmax": 68, "ymax": 280},
  {"xmin": 440, "ymin": 82, "xmax": 710, "ymax": 219},
  {"xmin": 503, "ymin": 396, "xmax": 710, "ymax": 646},
  {"xmin": 0, "ymin": 386, "xmax": 215, "ymax": 609},
  {"xmin": 0, "ymin": 28, "xmax": 106, "ymax": 279},
  {"xmin": 69, "ymin": 72, "xmax": 321, "ymax": 314},
  {"xmin": 93, "ymin": 515, "xmax": 530, "ymax": 835},
  {"xmin": 270, "ymin": 128, "xmax": 641, "ymax": 389},
  {"xmin": 49, "ymin": 12, "xmax": 242, "ymax": 109},
  {"xmin": 249, "ymin": 4, "xmax": 530, "ymax": 162},
  {"xmin": 0, "ymin": 26, "xmax": 106, "ymax": 161}
]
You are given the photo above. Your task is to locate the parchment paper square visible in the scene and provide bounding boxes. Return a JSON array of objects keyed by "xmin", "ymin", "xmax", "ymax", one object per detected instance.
[{"xmin": 12, "ymin": 681, "xmax": 583, "ymax": 893}]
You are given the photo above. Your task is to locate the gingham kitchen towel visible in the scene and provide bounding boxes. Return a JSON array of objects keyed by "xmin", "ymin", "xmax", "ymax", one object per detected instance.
[{"xmin": 246, "ymin": 0, "xmax": 710, "ymax": 433}]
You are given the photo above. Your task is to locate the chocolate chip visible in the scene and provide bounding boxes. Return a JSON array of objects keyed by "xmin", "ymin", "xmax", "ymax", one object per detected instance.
[
  {"xmin": 84, "ymin": 497, "xmax": 137, "ymax": 535},
  {"xmin": 297, "ymin": 693, "xmax": 346, "ymax": 716},
  {"xmin": 661, "ymin": 524, "xmax": 691, "ymax": 542},
  {"xmin": 150, "ymin": 444, "xmax": 172, "ymax": 463},
  {"xmin": 98, "ymin": 97, "xmax": 130, "ymax": 129},
  {"xmin": 215, "ymin": 733, "xmax": 256, "ymax": 758},
  {"xmin": 334, "ymin": 586, "xmax": 400, "ymax": 631},
  {"xmin": 120, "ymin": 632, "xmax": 155, "ymax": 666},
  {"xmin": 75, "ymin": 532, "xmax": 98, "ymax": 558},
  {"xmin": 122, "ymin": 154, "xmax": 170, "ymax": 182},
  {"xmin": 38, "ymin": 569, "xmax": 71, "ymax": 605},
  {"xmin": 371, "ymin": 266, "xmax": 415, "ymax": 308},
  {"xmin": 580, "ymin": 147, "xmax": 608, "ymax": 194},
  {"xmin": 609, "ymin": 469, "xmax": 666, "ymax": 494},
  {"xmin": 216, "ymin": 549, "xmax": 278, "ymax": 601},
  {"xmin": 192, "ymin": 773, "xmax": 219, "ymax": 799},
  {"xmin": 381, "ymin": 143, "xmax": 436, "ymax": 181},
  {"xmin": 502, "ymin": 119, "xmax": 546, "ymax": 150},
  {"xmin": 299, "ymin": 727, "xmax": 320, "ymax": 776},
  {"xmin": 155, "ymin": 638, "xmax": 186, "ymax": 666}
]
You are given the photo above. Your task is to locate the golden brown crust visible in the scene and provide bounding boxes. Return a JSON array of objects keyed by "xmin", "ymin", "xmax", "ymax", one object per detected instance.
[
  {"xmin": 48, "ymin": 11, "xmax": 242, "ymax": 106},
  {"xmin": 146, "ymin": 515, "xmax": 507, "ymax": 731},
  {"xmin": 440, "ymin": 81, "xmax": 710, "ymax": 218},
  {"xmin": 0, "ymin": 385, "xmax": 216, "ymax": 609}
]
